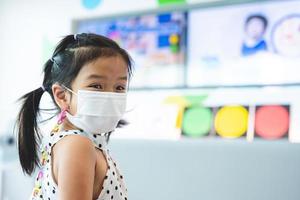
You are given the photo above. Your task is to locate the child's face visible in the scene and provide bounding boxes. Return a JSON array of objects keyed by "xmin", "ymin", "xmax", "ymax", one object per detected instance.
[
  {"xmin": 67, "ymin": 55, "xmax": 128, "ymax": 115},
  {"xmin": 245, "ymin": 18, "xmax": 266, "ymax": 40}
]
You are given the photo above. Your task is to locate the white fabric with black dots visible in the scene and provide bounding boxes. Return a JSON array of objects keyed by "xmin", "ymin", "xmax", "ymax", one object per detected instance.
[{"xmin": 29, "ymin": 130, "xmax": 128, "ymax": 200}]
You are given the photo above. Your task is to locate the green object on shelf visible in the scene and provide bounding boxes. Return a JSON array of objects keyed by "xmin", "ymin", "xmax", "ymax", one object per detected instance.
[
  {"xmin": 182, "ymin": 106, "xmax": 212, "ymax": 137},
  {"xmin": 185, "ymin": 95, "xmax": 208, "ymax": 106},
  {"xmin": 158, "ymin": 0, "xmax": 186, "ymax": 6}
]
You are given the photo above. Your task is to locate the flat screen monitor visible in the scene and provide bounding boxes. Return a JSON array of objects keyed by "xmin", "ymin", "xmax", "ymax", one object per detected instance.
[
  {"xmin": 187, "ymin": 0, "xmax": 300, "ymax": 87},
  {"xmin": 74, "ymin": 11, "xmax": 187, "ymax": 88}
]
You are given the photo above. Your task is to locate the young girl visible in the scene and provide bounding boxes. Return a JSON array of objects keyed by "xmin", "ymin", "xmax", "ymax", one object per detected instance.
[{"xmin": 16, "ymin": 33, "xmax": 132, "ymax": 200}]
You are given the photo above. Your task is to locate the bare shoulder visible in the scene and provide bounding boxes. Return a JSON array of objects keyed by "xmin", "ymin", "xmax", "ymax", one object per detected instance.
[
  {"xmin": 53, "ymin": 134, "xmax": 97, "ymax": 164},
  {"xmin": 51, "ymin": 134, "xmax": 98, "ymax": 199},
  {"xmin": 51, "ymin": 134, "xmax": 97, "ymax": 183},
  {"xmin": 54, "ymin": 134, "xmax": 95, "ymax": 152}
]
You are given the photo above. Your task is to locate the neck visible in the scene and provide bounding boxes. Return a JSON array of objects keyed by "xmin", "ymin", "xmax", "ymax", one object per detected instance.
[
  {"xmin": 62, "ymin": 118, "xmax": 81, "ymax": 131},
  {"xmin": 245, "ymin": 37, "xmax": 262, "ymax": 47}
]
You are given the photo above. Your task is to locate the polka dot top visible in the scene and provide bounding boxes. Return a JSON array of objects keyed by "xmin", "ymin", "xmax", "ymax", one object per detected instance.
[{"xmin": 30, "ymin": 129, "xmax": 128, "ymax": 200}]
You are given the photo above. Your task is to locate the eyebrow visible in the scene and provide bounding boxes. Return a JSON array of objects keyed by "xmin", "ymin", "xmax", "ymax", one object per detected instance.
[
  {"xmin": 86, "ymin": 74, "xmax": 128, "ymax": 80},
  {"xmin": 118, "ymin": 76, "xmax": 128, "ymax": 80},
  {"xmin": 87, "ymin": 74, "xmax": 106, "ymax": 80}
]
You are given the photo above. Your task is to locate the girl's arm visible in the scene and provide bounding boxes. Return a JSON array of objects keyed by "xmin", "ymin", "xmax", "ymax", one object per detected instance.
[{"xmin": 53, "ymin": 135, "xmax": 97, "ymax": 200}]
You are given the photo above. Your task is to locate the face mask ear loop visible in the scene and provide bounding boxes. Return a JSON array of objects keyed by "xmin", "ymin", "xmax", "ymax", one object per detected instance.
[
  {"xmin": 61, "ymin": 85, "xmax": 77, "ymax": 96},
  {"xmin": 60, "ymin": 85, "xmax": 77, "ymax": 115}
]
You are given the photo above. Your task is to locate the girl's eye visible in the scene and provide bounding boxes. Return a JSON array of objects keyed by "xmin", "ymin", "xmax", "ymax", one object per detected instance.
[
  {"xmin": 116, "ymin": 85, "xmax": 126, "ymax": 91},
  {"xmin": 89, "ymin": 84, "xmax": 103, "ymax": 90}
]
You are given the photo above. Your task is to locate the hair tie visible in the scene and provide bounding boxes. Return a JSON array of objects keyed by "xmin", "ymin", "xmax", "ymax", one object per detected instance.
[
  {"xmin": 51, "ymin": 57, "xmax": 60, "ymax": 68},
  {"xmin": 41, "ymin": 86, "xmax": 46, "ymax": 92}
]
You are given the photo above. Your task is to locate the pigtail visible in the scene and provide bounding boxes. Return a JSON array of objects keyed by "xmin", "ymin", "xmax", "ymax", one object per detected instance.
[
  {"xmin": 17, "ymin": 87, "xmax": 45, "ymax": 175},
  {"xmin": 16, "ymin": 58, "xmax": 56, "ymax": 176}
]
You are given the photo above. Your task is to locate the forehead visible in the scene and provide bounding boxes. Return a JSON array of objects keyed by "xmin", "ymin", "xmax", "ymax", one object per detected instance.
[
  {"xmin": 78, "ymin": 55, "xmax": 128, "ymax": 79},
  {"xmin": 248, "ymin": 18, "xmax": 264, "ymax": 26}
]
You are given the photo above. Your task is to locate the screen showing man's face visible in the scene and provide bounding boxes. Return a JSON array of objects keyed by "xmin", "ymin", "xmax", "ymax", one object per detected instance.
[{"xmin": 246, "ymin": 18, "xmax": 266, "ymax": 40}]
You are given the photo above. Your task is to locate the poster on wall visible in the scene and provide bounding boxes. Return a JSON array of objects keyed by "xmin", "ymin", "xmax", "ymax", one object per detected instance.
[
  {"xmin": 187, "ymin": 0, "xmax": 300, "ymax": 87},
  {"xmin": 73, "ymin": 11, "xmax": 187, "ymax": 88}
]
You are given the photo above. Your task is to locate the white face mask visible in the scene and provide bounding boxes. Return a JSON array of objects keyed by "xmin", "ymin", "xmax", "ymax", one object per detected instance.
[{"xmin": 64, "ymin": 87, "xmax": 127, "ymax": 134}]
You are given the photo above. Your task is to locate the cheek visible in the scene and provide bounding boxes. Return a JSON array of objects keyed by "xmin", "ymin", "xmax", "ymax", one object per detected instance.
[
  {"xmin": 69, "ymin": 94, "xmax": 78, "ymax": 115},
  {"xmin": 248, "ymin": 21, "xmax": 265, "ymax": 36},
  {"xmin": 256, "ymin": 25, "xmax": 265, "ymax": 35}
]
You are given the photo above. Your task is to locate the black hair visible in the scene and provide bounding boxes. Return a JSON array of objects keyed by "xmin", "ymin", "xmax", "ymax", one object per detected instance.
[
  {"xmin": 245, "ymin": 14, "xmax": 268, "ymax": 31},
  {"xmin": 16, "ymin": 33, "xmax": 133, "ymax": 175}
]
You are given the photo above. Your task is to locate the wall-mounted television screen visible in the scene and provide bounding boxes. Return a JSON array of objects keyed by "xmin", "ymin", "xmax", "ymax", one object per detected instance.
[
  {"xmin": 74, "ymin": 11, "xmax": 187, "ymax": 88},
  {"xmin": 187, "ymin": 0, "xmax": 300, "ymax": 87}
]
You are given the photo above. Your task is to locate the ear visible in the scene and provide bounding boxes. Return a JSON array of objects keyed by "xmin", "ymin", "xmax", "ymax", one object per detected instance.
[{"xmin": 52, "ymin": 83, "xmax": 70, "ymax": 110}]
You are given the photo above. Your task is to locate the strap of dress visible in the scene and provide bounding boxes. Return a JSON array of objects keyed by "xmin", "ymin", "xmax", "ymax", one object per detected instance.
[
  {"xmin": 40, "ymin": 130, "xmax": 85, "ymax": 155},
  {"xmin": 41, "ymin": 129, "xmax": 108, "ymax": 155}
]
